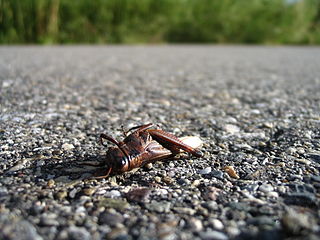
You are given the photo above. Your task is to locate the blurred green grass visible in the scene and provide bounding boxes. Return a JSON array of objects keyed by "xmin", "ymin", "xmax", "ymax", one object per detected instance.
[{"xmin": 1, "ymin": 0, "xmax": 319, "ymax": 44}]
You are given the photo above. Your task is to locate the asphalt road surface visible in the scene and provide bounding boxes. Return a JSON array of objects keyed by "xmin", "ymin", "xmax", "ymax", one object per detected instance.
[{"xmin": 0, "ymin": 46, "xmax": 320, "ymax": 240}]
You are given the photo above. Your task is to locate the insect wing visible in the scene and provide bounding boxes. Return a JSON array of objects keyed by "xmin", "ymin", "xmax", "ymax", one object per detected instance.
[
  {"xmin": 142, "ymin": 141, "xmax": 173, "ymax": 163},
  {"xmin": 121, "ymin": 140, "xmax": 173, "ymax": 171}
]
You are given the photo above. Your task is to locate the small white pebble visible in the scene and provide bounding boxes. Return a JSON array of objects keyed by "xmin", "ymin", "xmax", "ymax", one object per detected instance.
[
  {"xmin": 210, "ymin": 218, "xmax": 224, "ymax": 230},
  {"xmin": 267, "ymin": 191, "xmax": 279, "ymax": 198},
  {"xmin": 105, "ymin": 190, "xmax": 121, "ymax": 198},
  {"xmin": 180, "ymin": 136, "xmax": 203, "ymax": 149},
  {"xmin": 189, "ymin": 218, "xmax": 203, "ymax": 231},
  {"xmin": 192, "ymin": 179, "xmax": 201, "ymax": 187},
  {"xmin": 154, "ymin": 176, "xmax": 161, "ymax": 183},
  {"xmin": 259, "ymin": 184, "xmax": 274, "ymax": 193},
  {"xmin": 295, "ymin": 158, "xmax": 311, "ymax": 165},
  {"xmin": 62, "ymin": 143, "xmax": 75, "ymax": 151},
  {"xmin": 224, "ymin": 124, "xmax": 240, "ymax": 134},
  {"xmin": 226, "ymin": 226, "xmax": 240, "ymax": 237}
]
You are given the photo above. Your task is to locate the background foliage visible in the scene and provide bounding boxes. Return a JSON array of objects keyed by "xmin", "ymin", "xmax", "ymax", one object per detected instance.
[{"xmin": 1, "ymin": 0, "xmax": 320, "ymax": 44}]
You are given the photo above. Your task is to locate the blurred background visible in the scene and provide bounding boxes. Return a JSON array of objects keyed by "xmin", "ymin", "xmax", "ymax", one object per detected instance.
[{"xmin": 1, "ymin": 0, "xmax": 319, "ymax": 44}]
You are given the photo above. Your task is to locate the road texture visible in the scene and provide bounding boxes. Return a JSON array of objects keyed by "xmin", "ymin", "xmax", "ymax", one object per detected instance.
[{"xmin": 0, "ymin": 46, "xmax": 320, "ymax": 240}]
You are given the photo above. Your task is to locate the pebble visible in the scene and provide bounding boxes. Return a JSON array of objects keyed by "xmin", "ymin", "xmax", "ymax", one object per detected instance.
[
  {"xmin": 289, "ymin": 174, "xmax": 303, "ymax": 181},
  {"xmin": 40, "ymin": 214, "xmax": 59, "ymax": 226},
  {"xmin": 177, "ymin": 178, "xmax": 190, "ymax": 186},
  {"xmin": 154, "ymin": 188, "xmax": 168, "ymax": 196},
  {"xmin": 226, "ymin": 226, "xmax": 240, "ymax": 237},
  {"xmin": 203, "ymin": 201, "xmax": 219, "ymax": 211},
  {"xmin": 224, "ymin": 124, "xmax": 240, "ymax": 134},
  {"xmin": 69, "ymin": 188, "xmax": 78, "ymax": 198},
  {"xmin": 233, "ymin": 143, "xmax": 254, "ymax": 151},
  {"xmin": 98, "ymin": 198, "xmax": 129, "ymax": 210},
  {"xmin": 210, "ymin": 170, "xmax": 224, "ymax": 180},
  {"xmin": 163, "ymin": 176, "xmax": 174, "ymax": 184},
  {"xmin": 173, "ymin": 207, "xmax": 196, "ymax": 215},
  {"xmin": 258, "ymin": 184, "xmax": 274, "ymax": 193},
  {"xmin": 199, "ymin": 230, "xmax": 229, "ymax": 240},
  {"xmin": 82, "ymin": 188, "xmax": 96, "ymax": 196},
  {"xmin": 37, "ymin": 160, "xmax": 45, "ymax": 167},
  {"xmin": 75, "ymin": 206, "xmax": 86, "ymax": 213},
  {"xmin": 192, "ymin": 179, "xmax": 201, "ymax": 187},
  {"xmin": 248, "ymin": 216, "xmax": 275, "ymax": 226},
  {"xmin": 144, "ymin": 163, "xmax": 153, "ymax": 169},
  {"xmin": 125, "ymin": 188, "xmax": 151, "ymax": 203},
  {"xmin": 245, "ymin": 184, "xmax": 259, "ymax": 192},
  {"xmin": 154, "ymin": 176, "xmax": 162, "ymax": 183},
  {"xmin": 107, "ymin": 227, "xmax": 129, "ymax": 240},
  {"xmin": 7, "ymin": 158, "xmax": 30, "ymax": 173},
  {"xmin": 145, "ymin": 201, "xmax": 171, "ymax": 213},
  {"xmin": 199, "ymin": 167, "xmax": 212, "ymax": 175},
  {"xmin": 104, "ymin": 190, "xmax": 121, "ymax": 198},
  {"xmin": 276, "ymin": 186, "xmax": 287, "ymax": 194},
  {"xmin": 98, "ymin": 212, "xmax": 124, "ymax": 227},
  {"xmin": 209, "ymin": 218, "xmax": 224, "ymax": 230},
  {"xmin": 203, "ymin": 187, "xmax": 221, "ymax": 201},
  {"xmin": 287, "ymin": 147, "xmax": 297, "ymax": 155},
  {"xmin": 55, "ymin": 190, "xmax": 67, "ymax": 200},
  {"xmin": 267, "ymin": 191, "xmax": 279, "ymax": 198},
  {"xmin": 67, "ymin": 226, "xmax": 91, "ymax": 240},
  {"xmin": 188, "ymin": 218, "xmax": 203, "ymax": 231},
  {"xmin": 295, "ymin": 158, "xmax": 311, "ymax": 165},
  {"xmin": 224, "ymin": 166, "xmax": 240, "ymax": 179},
  {"xmin": 62, "ymin": 143, "xmax": 75, "ymax": 151},
  {"xmin": 180, "ymin": 136, "xmax": 203, "ymax": 149},
  {"xmin": 241, "ymin": 190, "xmax": 266, "ymax": 204},
  {"xmin": 1, "ymin": 144, "xmax": 9, "ymax": 150},
  {"xmin": 157, "ymin": 221, "xmax": 177, "ymax": 240},
  {"xmin": 47, "ymin": 179, "xmax": 55, "ymax": 188}
]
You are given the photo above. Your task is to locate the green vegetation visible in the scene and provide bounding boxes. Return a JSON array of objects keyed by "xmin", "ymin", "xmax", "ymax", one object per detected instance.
[{"xmin": 1, "ymin": 0, "xmax": 320, "ymax": 44}]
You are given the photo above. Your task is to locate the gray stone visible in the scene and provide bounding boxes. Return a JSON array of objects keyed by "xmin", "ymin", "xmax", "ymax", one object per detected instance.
[
  {"xmin": 187, "ymin": 217, "xmax": 203, "ymax": 231},
  {"xmin": 69, "ymin": 188, "xmax": 78, "ymax": 198},
  {"xmin": 199, "ymin": 230, "xmax": 229, "ymax": 240},
  {"xmin": 258, "ymin": 184, "xmax": 274, "ymax": 193},
  {"xmin": 40, "ymin": 214, "xmax": 59, "ymax": 226},
  {"xmin": 209, "ymin": 219, "xmax": 224, "ymax": 230},
  {"xmin": 223, "ymin": 124, "xmax": 240, "ymax": 134},
  {"xmin": 145, "ymin": 201, "xmax": 171, "ymax": 213},
  {"xmin": 199, "ymin": 167, "xmax": 212, "ymax": 175},
  {"xmin": 67, "ymin": 226, "xmax": 91, "ymax": 240},
  {"xmin": 210, "ymin": 170, "xmax": 224, "ymax": 180},
  {"xmin": 98, "ymin": 212, "xmax": 124, "ymax": 226}
]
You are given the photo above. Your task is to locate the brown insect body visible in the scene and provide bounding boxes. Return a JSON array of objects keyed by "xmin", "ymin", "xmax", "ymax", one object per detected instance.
[{"xmin": 100, "ymin": 123, "xmax": 202, "ymax": 177}]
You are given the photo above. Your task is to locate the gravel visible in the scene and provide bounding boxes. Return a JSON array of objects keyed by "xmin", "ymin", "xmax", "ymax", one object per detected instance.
[{"xmin": 0, "ymin": 46, "xmax": 320, "ymax": 239}]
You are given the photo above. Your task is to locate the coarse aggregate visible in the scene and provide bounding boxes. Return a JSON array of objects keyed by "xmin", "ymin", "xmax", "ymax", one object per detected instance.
[{"xmin": 0, "ymin": 45, "xmax": 320, "ymax": 240}]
